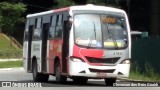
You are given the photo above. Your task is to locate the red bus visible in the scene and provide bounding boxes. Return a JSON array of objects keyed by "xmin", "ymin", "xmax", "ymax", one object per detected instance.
[{"xmin": 23, "ymin": 4, "xmax": 131, "ymax": 85}]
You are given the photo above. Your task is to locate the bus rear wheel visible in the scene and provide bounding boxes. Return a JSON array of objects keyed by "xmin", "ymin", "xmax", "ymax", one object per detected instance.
[
  {"xmin": 55, "ymin": 61, "xmax": 67, "ymax": 83},
  {"xmin": 32, "ymin": 61, "xmax": 49, "ymax": 82},
  {"xmin": 104, "ymin": 78, "xmax": 116, "ymax": 86},
  {"xmin": 72, "ymin": 77, "xmax": 88, "ymax": 85}
]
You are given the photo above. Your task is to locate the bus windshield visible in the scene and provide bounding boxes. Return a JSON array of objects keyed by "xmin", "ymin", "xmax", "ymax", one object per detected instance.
[{"xmin": 74, "ymin": 13, "xmax": 128, "ymax": 49}]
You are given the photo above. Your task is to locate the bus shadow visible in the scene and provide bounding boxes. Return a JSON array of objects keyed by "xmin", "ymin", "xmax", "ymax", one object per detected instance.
[
  {"xmin": 44, "ymin": 80, "xmax": 106, "ymax": 87},
  {"xmin": 19, "ymin": 80, "xmax": 106, "ymax": 87}
]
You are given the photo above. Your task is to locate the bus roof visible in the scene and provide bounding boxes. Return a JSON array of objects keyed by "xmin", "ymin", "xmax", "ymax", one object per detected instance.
[
  {"xmin": 26, "ymin": 7, "xmax": 69, "ymax": 18},
  {"xmin": 70, "ymin": 4, "xmax": 125, "ymax": 14},
  {"xmin": 27, "ymin": 4, "xmax": 126, "ymax": 18}
]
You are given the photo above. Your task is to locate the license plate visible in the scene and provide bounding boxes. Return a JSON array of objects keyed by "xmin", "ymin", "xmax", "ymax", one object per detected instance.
[{"xmin": 97, "ymin": 73, "xmax": 107, "ymax": 77}]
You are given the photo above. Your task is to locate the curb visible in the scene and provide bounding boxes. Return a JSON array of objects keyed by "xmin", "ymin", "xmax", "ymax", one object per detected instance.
[
  {"xmin": 0, "ymin": 59, "xmax": 22, "ymax": 62},
  {"xmin": 0, "ymin": 67, "xmax": 23, "ymax": 71},
  {"xmin": 0, "ymin": 68, "xmax": 13, "ymax": 71}
]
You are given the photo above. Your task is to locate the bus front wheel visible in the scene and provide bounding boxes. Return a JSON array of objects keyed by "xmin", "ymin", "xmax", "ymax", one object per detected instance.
[
  {"xmin": 104, "ymin": 78, "xmax": 116, "ymax": 86},
  {"xmin": 72, "ymin": 77, "xmax": 88, "ymax": 85},
  {"xmin": 55, "ymin": 61, "xmax": 67, "ymax": 83}
]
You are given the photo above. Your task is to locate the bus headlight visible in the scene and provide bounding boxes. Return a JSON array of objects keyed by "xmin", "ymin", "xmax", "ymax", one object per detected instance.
[
  {"xmin": 70, "ymin": 57, "xmax": 84, "ymax": 62},
  {"xmin": 120, "ymin": 59, "xmax": 130, "ymax": 64}
]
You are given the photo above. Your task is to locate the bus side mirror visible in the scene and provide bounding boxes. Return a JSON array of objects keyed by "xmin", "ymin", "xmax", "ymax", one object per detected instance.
[
  {"xmin": 131, "ymin": 31, "xmax": 142, "ymax": 35},
  {"xmin": 131, "ymin": 31, "xmax": 148, "ymax": 37},
  {"xmin": 141, "ymin": 32, "xmax": 148, "ymax": 37}
]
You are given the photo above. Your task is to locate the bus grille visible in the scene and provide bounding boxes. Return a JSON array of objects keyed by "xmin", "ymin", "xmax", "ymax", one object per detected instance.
[
  {"xmin": 86, "ymin": 57, "xmax": 120, "ymax": 64},
  {"xmin": 89, "ymin": 68, "xmax": 115, "ymax": 73}
]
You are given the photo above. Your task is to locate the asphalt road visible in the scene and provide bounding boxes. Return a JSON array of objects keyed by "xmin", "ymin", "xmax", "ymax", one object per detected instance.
[
  {"xmin": 0, "ymin": 67, "xmax": 106, "ymax": 86},
  {"xmin": 0, "ymin": 67, "xmax": 159, "ymax": 90}
]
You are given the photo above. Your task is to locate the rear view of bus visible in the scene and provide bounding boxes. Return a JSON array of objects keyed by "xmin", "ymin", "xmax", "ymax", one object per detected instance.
[{"xmin": 68, "ymin": 5, "xmax": 131, "ymax": 85}]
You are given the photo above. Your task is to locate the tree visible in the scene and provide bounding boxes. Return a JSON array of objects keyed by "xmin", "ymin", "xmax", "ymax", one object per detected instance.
[
  {"xmin": 0, "ymin": 16, "xmax": 2, "ymax": 32},
  {"xmin": 72, "ymin": 0, "xmax": 87, "ymax": 5},
  {"xmin": 72, "ymin": 0, "xmax": 122, "ymax": 8},
  {"xmin": 87, "ymin": 0, "xmax": 120, "ymax": 7},
  {"xmin": 0, "ymin": 2, "xmax": 26, "ymax": 35},
  {"xmin": 54, "ymin": 0, "xmax": 74, "ymax": 8}
]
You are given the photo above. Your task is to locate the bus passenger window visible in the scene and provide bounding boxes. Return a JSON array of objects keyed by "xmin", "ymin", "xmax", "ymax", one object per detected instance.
[
  {"xmin": 36, "ymin": 18, "xmax": 42, "ymax": 28},
  {"xmin": 24, "ymin": 19, "xmax": 29, "ymax": 41},
  {"xmin": 24, "ymin": 31, "xmax": 29, "ymax": 41},
  {"xmin": 49, "ymin": 15, "xmax": 57, "ymax": 39},
  {"xmin": 51, "ymin": 15, "xmax": 56, "ymax": 27},
  {"xmin": 57, "ymin": 15, "xmax": 62, "ymax": 26},
  {"xmin": 33, "ymin": 28, "xmax": 41, "ymax": 40},
  {"xmin": 35, "ymin": 18, "xmax": 42, "ymax": 29},
  {"xmin": 49, "ymin": 27, "xmax": 55, "ymax": 39},
  {"xmin": 55, "ymin": 27, "xmax": 62, "ymax": 37},
  {"xmin": 55, "ymin": 14, "xmax": 63, "ymax": 38}
]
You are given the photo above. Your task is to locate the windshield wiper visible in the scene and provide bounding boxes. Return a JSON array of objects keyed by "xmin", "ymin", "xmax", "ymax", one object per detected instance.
[
  {"xmin": 93, "ymin": 21, "xmax": 96, "ymax": 39},
  {"xmin": 106, "ymin": 23, "xmax": 119, "ymax": 49},
  {"xmin": 87, "ymin": 21, "xmax": 96, "ymax": 48}
]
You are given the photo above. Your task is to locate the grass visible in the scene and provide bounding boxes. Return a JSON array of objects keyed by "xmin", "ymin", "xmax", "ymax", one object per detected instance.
[
  {"xmin": 0, "ymin": 33, "xmax": 23, "ymax": 68},
  {"xmin": 0, "ymin": 60, "xmax": 22, "ymax": 68},
  {"xmin": 0, "ymin": 49, "xmax": 22, "ymax": 59},
  {"xmin": 0, "ymin": 33, "xmax": 22, "ymax": 59},
  {"xmin": 129, "ymin": 69, "xmax": 151, "ymax": 81},
  {"xmin": 129, "ymin": 62, "xmax": 160, "ymax": 81},
  {"xmin": 0, "ymin": 33, "xmax": 17, "ymax": 50}
]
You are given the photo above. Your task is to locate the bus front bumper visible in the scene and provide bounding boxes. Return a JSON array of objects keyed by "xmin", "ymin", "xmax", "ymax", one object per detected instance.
[{"xmin": 68, "ymin": 60, "xmax": 130, "ymax": 79}]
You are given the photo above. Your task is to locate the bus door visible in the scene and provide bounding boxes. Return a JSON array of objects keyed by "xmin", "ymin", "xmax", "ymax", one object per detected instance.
[
  {"xmin": 41, "ymin": 23, "xmax": 49, "ymax": 72},
  {"xmin": 62, "ymin": 13, "xmax": 70, "ymax": 73},
  {"xmin": 27, "ymin": 25, "xmax": 34, "ymax": 72}
]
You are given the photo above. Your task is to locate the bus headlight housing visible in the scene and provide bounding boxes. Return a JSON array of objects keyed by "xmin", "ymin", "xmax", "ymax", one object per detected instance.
[
  {"xmin": 70, "ymin": 57, "xmax": 84, "ymax": 62},
  {"xmin": 120, "ymin": 59, "xmax": 131, "ymax": 64}
]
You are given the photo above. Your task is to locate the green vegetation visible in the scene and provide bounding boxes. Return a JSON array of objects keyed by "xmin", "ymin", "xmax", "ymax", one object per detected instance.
[
  {"xmin": 54, "ymin": 0, "xmax": 123, "ymax": 8},
  {"xmin": 129, "ymin": 62, "xmax": 160, "ymax": 81},
  {"xmin": 0, "ymin": 60, "xmax": 22, "ymax": 68},
  {"xmin": 56, "ymin": 0, "xmax": 75, "ymax": 8},
  {"xmin": 0, "ymin": 1, "xmax": 25, "ymax": 59},
  {"xmin": 0, "ymin": 33, "xmax": 22, "ymax": 59},
  {"xmin": 0, "ymin": 49, "xmax": 22, "ymax": 59},
  {"xmin": 0, "ymin": 33, "xmax": 17, "ymax": 49},
  {"xmin": 0, "ymin": 2, "xmax": 26, "ymax": 35}
]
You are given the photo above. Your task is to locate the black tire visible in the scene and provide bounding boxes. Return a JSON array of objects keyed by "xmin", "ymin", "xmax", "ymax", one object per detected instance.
[
  {"xmin": 72, "ymin": 77, "xmax": 88, "ymax": 85},
  {"xmin": 32, "ymin": 61, "xmax": 49, "ymax": 82},
  {"xmin": 55, "ymin": 61, "xmax": 67, "ymax": 83},
  {"xmin": 105, "ymin": 78, "xmax": 116, "ymax": 86}
]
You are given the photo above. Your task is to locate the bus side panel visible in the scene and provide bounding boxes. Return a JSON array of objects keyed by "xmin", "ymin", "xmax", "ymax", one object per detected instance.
[
  {"xmin": 46, "ymin": 40, "xmax": 51, "ymax": 74},
  {"xmin": 48, "ymin": 11, "xmax": 70, "ymax": 74},
  {"xmin": 23, "ymin": 41, "xmax": 28, "ymax": 71},
  {"xmin": 48, "ymin": 39, "xmax": 62, "ymax": 74},
  {"xmin": 48, "ymin": 40, "xmax": 54, "ymax": 74},
  {"xmin": 23, "ymin": 19, "xmax": 29, "ymax": 71},
  {"xmin": 31, "ymin": 41, "xmax": 42, "ymax": 72}
]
